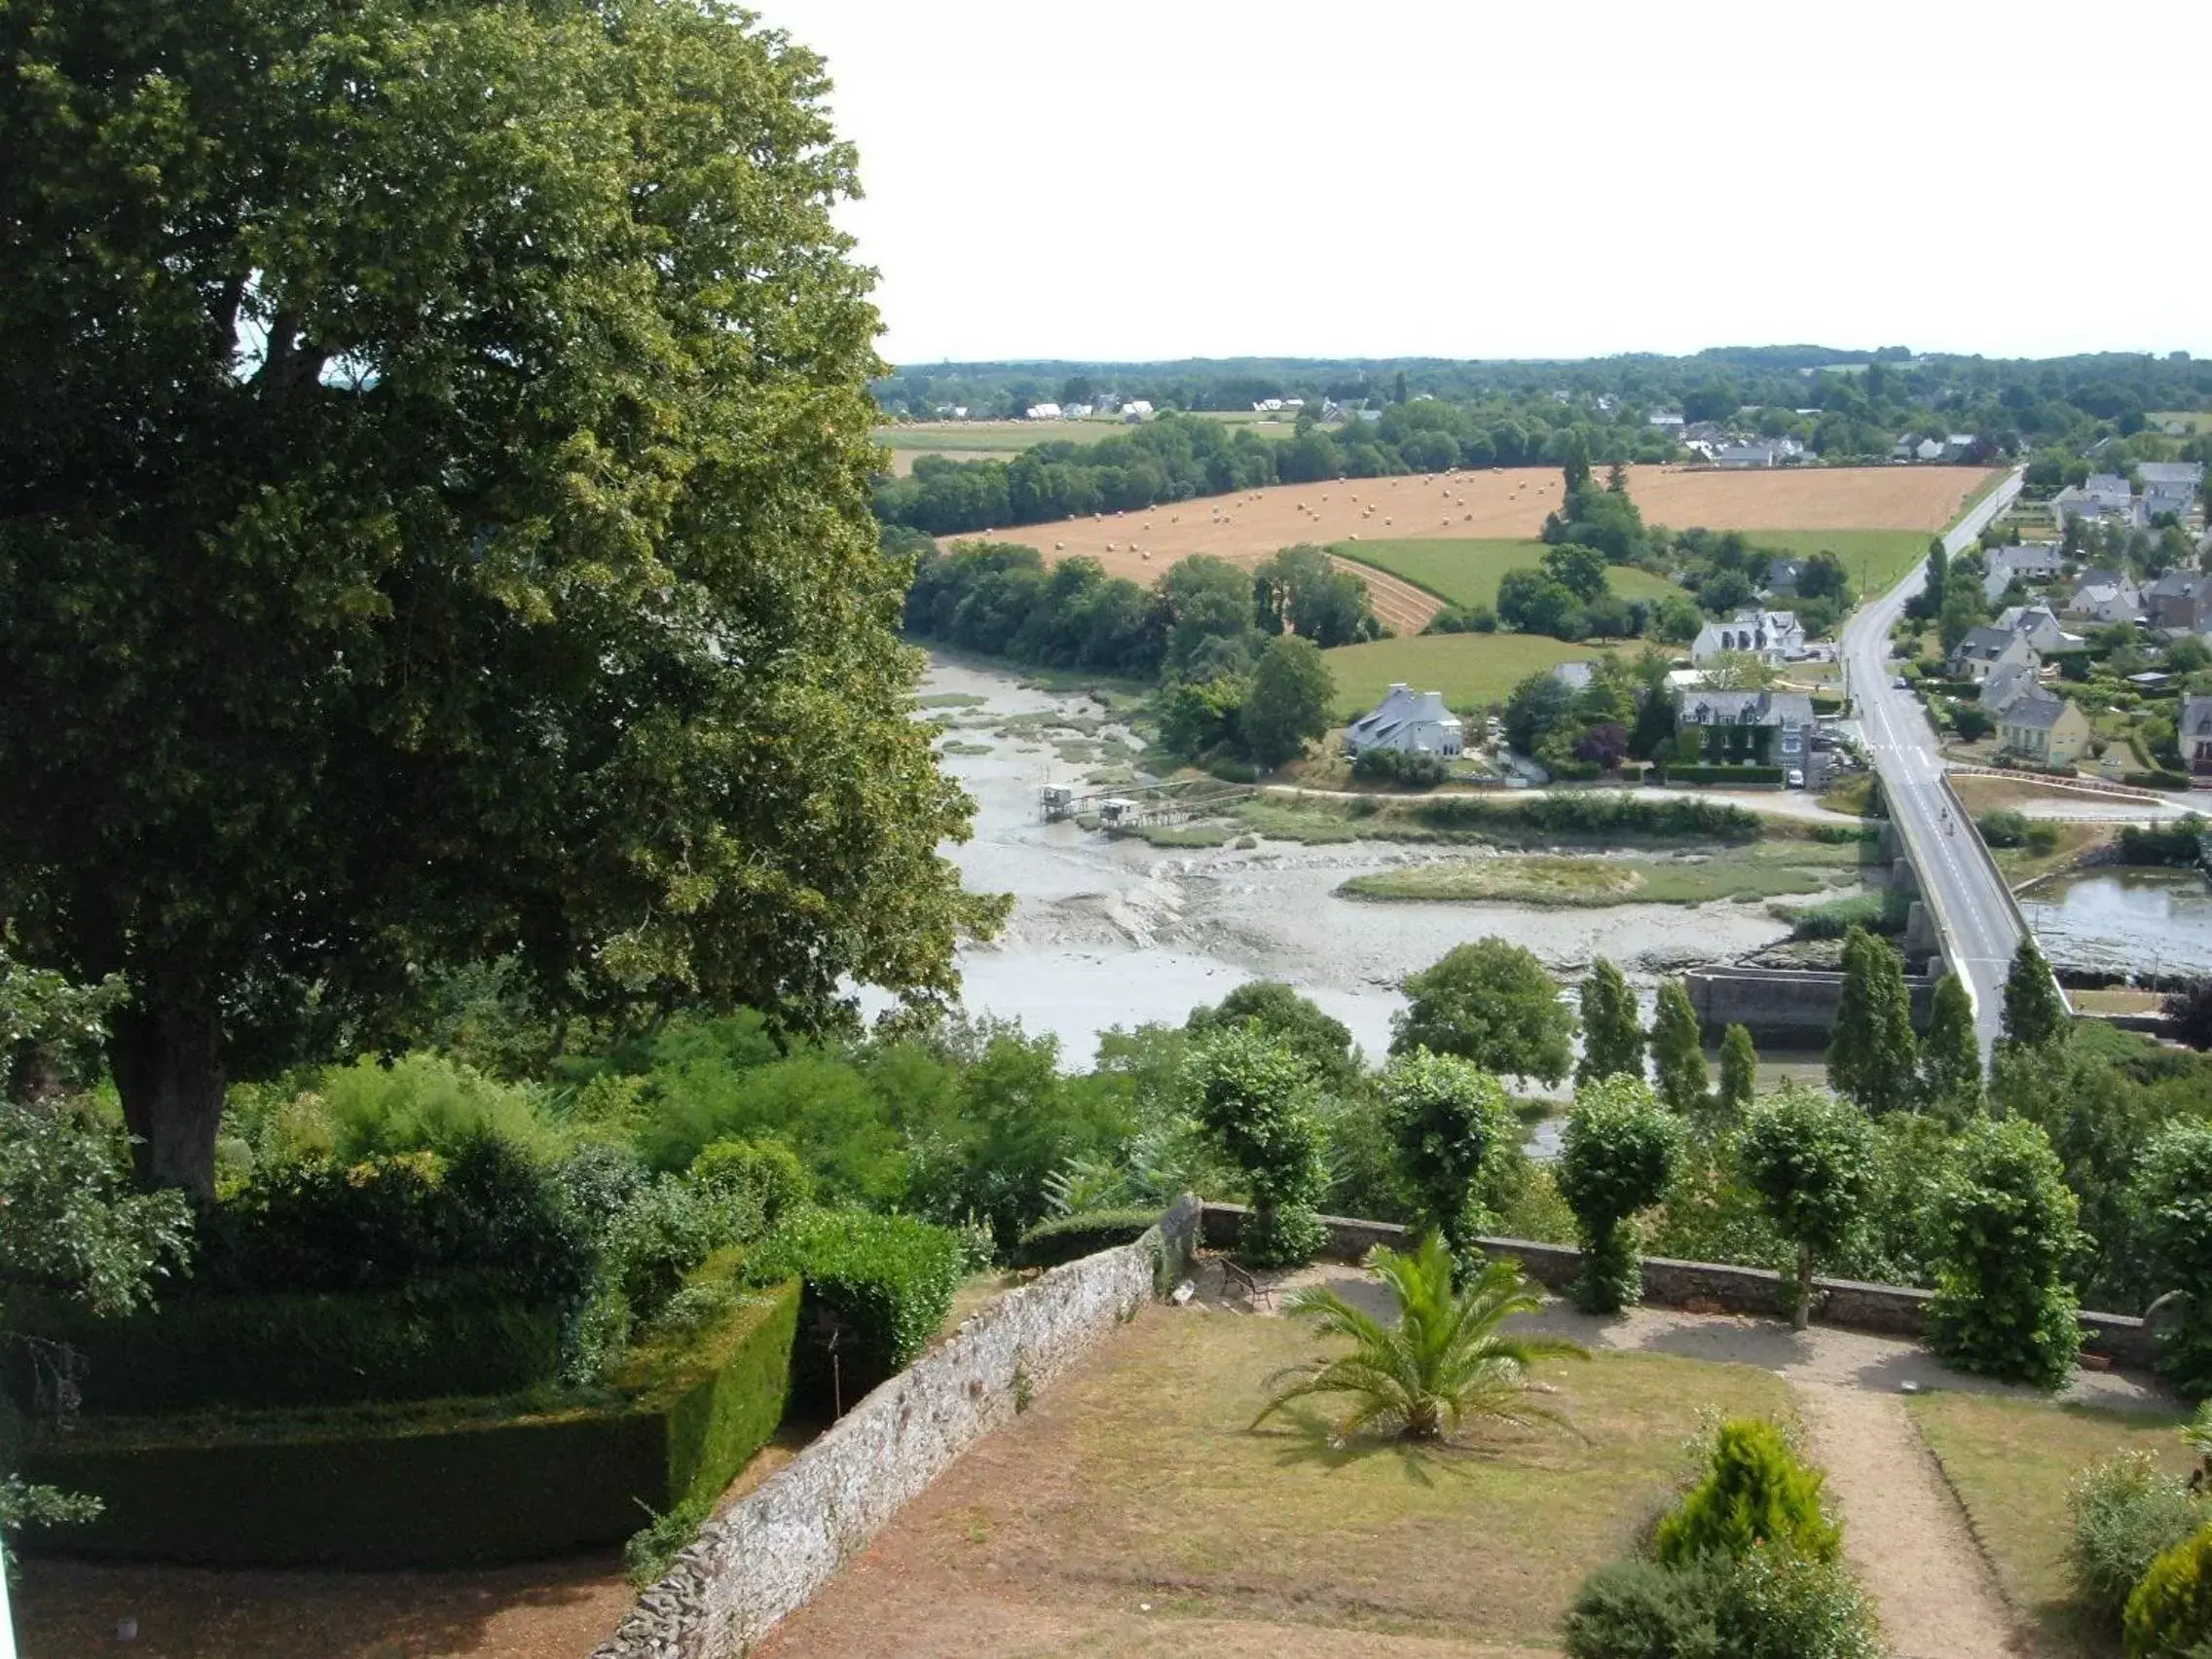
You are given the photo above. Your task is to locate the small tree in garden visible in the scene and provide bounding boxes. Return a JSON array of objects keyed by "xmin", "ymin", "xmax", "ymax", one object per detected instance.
[
  {"xmin": 1649, "ymin": 978, "xmax": 1710, "ymax": 1117},
  {"xmin": 1716, "ymin": 1023, "xmax": 1759, "ymax": 1124},
  {"xmin": 1556, "ymin": 1076, "xmax": 1684, "ymax": 1313},
  {"xmin": 1925, "ymin": 1117, "xmax": 2084, "ymax": 1389},
  {"xmin": 1379, "ymin": 1050, "xmax": 1515, "ymax": 1266},
  {"xmin": 1918, "ymin": 973, "xmax": 1983, "ymax": 1120},
  {"xmin": 2124, "ymin": 1521, "xmax": 2212, "ymax": 1659},
  {"xmin": 2001, "ymin": 938, "xmax": 2070, "ymax": 1054},
  {"xmin": 1827, "ymin": 928, "xmax": 1918, "ymax": 1116},
  {"xmin": 2130, "ymin": 1121, "xmax": 2212, "ymax": 1400},
  {"xmin": 1253, "ymin": 1235, "xmax": 1588, "ymax": 1445},
  {"xmin": 1738, "ymin": 1088, "xmax": 1877, "ymax": 1330},
  {"xmin": 1184, "ymin": 1027, "xmax": 1327, "ymax": 1267},
  {"xmin": 1393, "ymin": 939, "xmax": 1576, "ymax": 1088},
  {"xmin": 1576, "ymin": 958, "xmax": 1645, "ymax": 1086},
  {"xmin": 1654, "ymin": 1418, "xmax": 1842, "ymax": 1566}
]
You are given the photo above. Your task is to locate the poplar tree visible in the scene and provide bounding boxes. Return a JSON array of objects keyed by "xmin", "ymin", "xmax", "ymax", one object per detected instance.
[
  {"xmin": 2001, "ymin": 940, "xmax": 2070, "ymax": 1053},
  {"xmin": 1827, "ymin": 928, "xmax": 1918, "ymax": 1116},
  {"xmin": 1576, "ymin": 958, "xmax": 1646, "ymax": 1086},
  {"xmin": 1649, "ymin": 979, "xmax": 1710, "ymax": 1116},
  {"xmin": 1716, "ymin": 1023, "xmax": 1759, "ymax": 1124},
  {"xmin": 1919, "ymin": 974, "xmax": 1983, "ymax": 1120}
]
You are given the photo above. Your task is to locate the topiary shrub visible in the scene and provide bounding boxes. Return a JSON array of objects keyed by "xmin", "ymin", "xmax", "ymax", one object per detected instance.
[
  {"xmin": 1013, "ymin": 1208, "xmax": 1159, "ymax": 1270},
  {"xmin": 1556, "ymin": 1077, "xmax": 1683, "ymax": 1313},
  {"xmin": 1184, "ymin": 1027, "xmax": 1328, "ymax": 1269},
  {"xmin": 2125, "ymin": 1519, "xmax": 2212, "ymax": 1658},
  {"xmin": 744, "ymin": 1208, "xmax": 963, "ymax": 1412},
  {"xmin": 1378, "ymin": 1049, "xmax": 1514, "ymax": 1266},
  {"xmin": 1655, "ymin": 1419, "xmax": 1840, "ymax": 1567},
  {"xmin": 2070, "ymin": 1453, "xmax": 2208, "ymax": 1627},
  {"xmin": 1924, "ymin": 1117, "xmax": 2084, "ymax": 1390},
  {"xmin": 688, "ymin": 1137, "xmax": 812, "ymax": 1229}
]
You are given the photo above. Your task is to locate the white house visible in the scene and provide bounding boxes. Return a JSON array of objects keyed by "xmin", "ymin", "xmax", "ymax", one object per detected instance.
[
  {"xmin": 1949, "ymin": 625, "xmax": 2040, "ymax": 683},
  {"xmin": 1342, "ymin": 683, "xmax": 1464, "ymax": 756},
  {"xmin": 2140, "ymin": 461, "xmax": 2204, "ymax": 523},
  {"xmin": 1993, "ymin": 602, "xmax": 2083, "ymax": 655},
  {"xmin": 2052, "ymin": 473, "xmax": 2142, "ymax": 529},
  {"xmin": 2065, "ymin": 568, "xmax": 2146, "ymax": 625},
  {"xmin": 1692, "ymin": 608, "xmax": 1807, "ymax": 666},
  {"xmin": 1980, "ymin": 543, "xmax": 2068, "ymax": 603},
  {"xmin": 1121, "ymin": 400, "xmax": 1154, "ymax": 421},
  {"xmin": 1024, "ymin": 402, "xmax": 1062, "ymax": 421}
]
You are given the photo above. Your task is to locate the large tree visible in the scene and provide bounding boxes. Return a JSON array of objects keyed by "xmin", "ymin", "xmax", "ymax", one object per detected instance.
[
  {"xmin": 1827, "ymin": 928, "xmax": 1918, "ymax": 1115},
  {"xmin": 1738, "ymin": 1086, "xmax": 1875, "ymax": 1330},
  {"xmin": 2001, "ymin": 940, "xmax": 2070, "ymax": 1054},
  {"xmin": 1575, "ymin": 958, "xmax": 1644, "ymax": 1087},
  {"xmin": 1393, "ymin": 940, "xmax": 1575, "ymax": 1088},
  {"xmin": 0, "ymin": 0, "xmax": 1000, "ymax": 1193}
]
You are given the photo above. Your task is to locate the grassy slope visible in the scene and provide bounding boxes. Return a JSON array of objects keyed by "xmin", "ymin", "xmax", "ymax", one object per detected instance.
[
  {"xmin": 1320, "ymin": 633, "xmax": 1616, "ymax": 718},
  {"xmin": 1739, "ymin": 528, "xmax": 1935, "ymax": 596},
  {"xmin": 1331, "ymin": 536, "xmax": 1683, "ymax": 609},
  {"xmin": 1908, "ymin": 1392, "xmax": 2194, "ymax": 1659},
  {"xmin": 869, "ymin": 1309, "xmax": 1795, "ymax": 1652}
]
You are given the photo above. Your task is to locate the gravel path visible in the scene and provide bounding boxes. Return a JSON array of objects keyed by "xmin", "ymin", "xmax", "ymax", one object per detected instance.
[{"xmin": 1223, "ymin": 1262, "xmax": 2175, "ymax": 1659}]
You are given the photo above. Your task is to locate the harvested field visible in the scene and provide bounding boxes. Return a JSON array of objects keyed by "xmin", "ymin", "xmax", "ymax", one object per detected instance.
[
  {"xmin": 755, "ymin": 1305, "xmax": 1793, "ymax": 1659},
  {"xmin": 971, "ymin": 465, "xmax": 1996, "ymax": 589}
]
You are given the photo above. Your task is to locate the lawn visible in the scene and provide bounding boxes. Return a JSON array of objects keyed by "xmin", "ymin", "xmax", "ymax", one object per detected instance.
[
  {"xmin": 1744, "ymin": 529, "xmax": 1935, "ymax": 597},
  {"xmin": 757, "ymin": 1307, "xmax": 1795, "ymax": 1658},
  {"xmin": 1337, "ymin": 842, "xmax": 1863, "ymax": 907},
  {"xmin": 1907, "ymin": 1391, "xmax": 2194, "ymax": 1659},
  {"xmin": 1331, "ymin": 537, "xmax": 1684, "ymax": 610},
  {"xmin": 1321, "ymin": 633, "xmax": 1615, "ymax": 719}
]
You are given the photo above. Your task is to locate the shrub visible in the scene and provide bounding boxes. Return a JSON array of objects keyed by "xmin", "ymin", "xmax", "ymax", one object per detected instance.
[
  {"xmin": 1977, "ymin": 809, "xmax": 2032, "ymax": 847},
  {"xmin": 1924, "ymin": 1118, "xmax": 2083, "ymax": 1389},
  {"xmin": 1556, "ymin": 1077, "xmax": 1683, "ymax": 1312},
  {"xmin": 1562, "ymin": 1555, "xmax": 1717, "ymax": 1657},
  {"xmin": 1564, "ymin": 1550, "xmax": 1880, "ymax": 1659},
  {"xmin": 1378, "ymin": 1050, "xmax": 1515, "ymax": 1262},
  {"xmin": 2070, "ymin": 1453, "xmax": 2207, "ymax": 1626},
  {"xmin": 1014, "ymin": 1208, "xmax": 1159, "ymax": 1269},
  {"xmin": 687, "ymin": 1138, "xmax": 812, "ymax": 1229},
  {"xmin": 1659, "ymin": 764, "xmax": 1787, "ymax": 786},
  {"xmin": 1351, "ymin": 745, "xmax": 1449, "ymax": 787},
  {"xmin": 317, "ymin": 1051, "xmax": 562, "ymax": 1163},
  {"xmin": 1184, "ymin": 1027, "xmax": 1328, "ymax": 1268},
  {"xmin": 2131, "ymin": 1121, "xmax": 2212, "ymax": 1399},
  {"xmin": 2126, "ymin": 1521, "xmax": 2212, "ymax": 1658},
  {"xmin": 603, "ymin": 1176, "xmax": 763, "ymax": 1323},
  {"xmin": 745, "ymin": 1208, "xmax": 964, "ymax": 1409},
  {"xmin": 1655, "ymin": 1419, "xmax": 1841, "ymax": 1567}
]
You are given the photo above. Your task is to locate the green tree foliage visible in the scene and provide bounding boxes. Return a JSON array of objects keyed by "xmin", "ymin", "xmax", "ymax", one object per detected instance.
[
  {"xmin": 1918, "ymin": 973, "xmax": 1982, "ymax": 1119},
  {"xmin": 1650, "ymin": 978, "xmax": 1711, "ymax": 1117},
  {"xmin": 2131, "ymin": 1122, "xmax": 2212, "ymax": 1399},
  {"xmin": 1378, "ymin": 1051, "xmax": 1514, "ymax": 1260},
  {"xmin": 0, "ymin": 0, "xmax": 998, "ymax": 1194},
  {"xmin": 1502, "ymin": 668, "xmax": 1579, "ymax": 755},
  {"xmin": 1738, "ymin": 1088, "xmax": 1877, "ymax": 1330},
  {"xmin": 1827, "ymin": 929, "xmax": 1918, "ymax": 1115},
  {"xmin": 903, "ymin": 544, "xmax": 1164, "ymax": 677},
  {"xmin": 1654, "ymin": 1419, "xmax": 1842, "ymax": 1566},
  {"xmin": 1185, "ymin": 981, "xmax": 1358, "ymax": 1091},
  {"xmin": 1575, "ymin": 959, "xmax": 1645, "ymax": 1087},
  {"xmin": 1161, "ymin": 554, "xmax": 1265, "ymax": 679},
  {"xmin": 1716, "ymin": 1023, "xmax": 1759, "ymax": 1124},
  {"xmin": 1253, "ymin": 544, "xmax": 1381, "ymax": 649},
  {"xmin": 1393, "ymin": 940, "xmax": 1576, "ymax": 1088},
  {"xmin": 1184, "ymin": 1027, "xmax": 1326, "ymax": 1266},
  {"xmin": 2002, "ymin": 940, "xmax": 2071, "ymax": 1054},
  {"xmin": 1557, "ymin": 1076, "xmax": 1684, "ymax": 1312},
  {"xmin": 1563, "ymin": 1551, "xmax": 1881, "ymax": 1659},
  {"xmin": 1239, "ymin": 635, "xmax": 1335, "ymax": 769},
  {"xmin": 1253, "ymin": 1235, "xmax": 1586, "ymax": 1442},
  {"xmin": 1542, "ymin": 542, "xmax": 1612, "ymax": 605},
  {"xmin": 2124, "ymin": 1521, "xmax": 2212, "ymax": 1659},
  {"xmin": 1925, "ymin": 1117, "xmax": 2084, "ymax": 1389}
]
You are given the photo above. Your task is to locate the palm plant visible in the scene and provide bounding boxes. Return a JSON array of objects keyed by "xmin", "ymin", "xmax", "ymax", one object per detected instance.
[{"xmin": 1253, "ymin": 1233, "xmax": 1588, "ymax": 1444}]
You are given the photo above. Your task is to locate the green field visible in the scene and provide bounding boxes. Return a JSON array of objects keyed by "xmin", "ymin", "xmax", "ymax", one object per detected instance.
[
  {"xmin": 2150, "ymin": 410, "xmax": 2210, "ymax": 433},
  {"xmin": 1740, "ymin": 529, "xmax": 1936, "ymax": 596},
  {"xmin": 1331, "ymin": 537, "xmax": 1682, "ymax": 610},
  {"xmin": 1321, "ymin": 632, "xmax": 1614, "ymax": 717}
]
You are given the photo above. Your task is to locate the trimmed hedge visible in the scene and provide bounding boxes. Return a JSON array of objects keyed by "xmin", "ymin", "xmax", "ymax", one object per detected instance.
[
  {"xmin": 1660, "ymin": 764, "xmax": 1787, "ymax": 786},
  {"xmin": 3, "ymin": 1291, "xmax": 560, "ymax": 1415},
  {"xmin": 2126, "ymin": 769, "xmax": 2196, "ymax": 792},
  {"xmin": 745, "ymin": 1208, "xmax": 963, "ymax": 1413},
  {"xmin": 18, "ymin": 1277, "xmax": 799, "ymax": 1568},
  {"xmin": 1014, "ymin": 1208, "xmax": 1158, "ymax": 1269}
]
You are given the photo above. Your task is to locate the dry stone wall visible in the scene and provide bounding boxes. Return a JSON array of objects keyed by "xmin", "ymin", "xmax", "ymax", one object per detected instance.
[{"xmin": 593, "ymin": 1196, "xmax": 1199, "ymax": 1659}]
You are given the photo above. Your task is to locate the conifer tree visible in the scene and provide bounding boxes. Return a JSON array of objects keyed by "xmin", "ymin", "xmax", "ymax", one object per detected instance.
[
  {"xmin": 1716, "ymin": 1023, "xmax": 1759, "ymax": 1124},
  {"xmin": 2000, "ymin": 939, "xmax": 2069, "ymax": 1053},
  {"xmin": 1827, "ymin": 928, "xmax": 1918, "ymax": 1115},
  {"xmin": 1649, "ymin": 978, "xmax": 1710, "ymax": 1116},
  {"xmin": 1919, "ymin": 973, "xmax": 1983, "ymax": 1119},
  {"xmin": 1576, "ymin": 958, "xmax": 1645, "ymax": 1086}
]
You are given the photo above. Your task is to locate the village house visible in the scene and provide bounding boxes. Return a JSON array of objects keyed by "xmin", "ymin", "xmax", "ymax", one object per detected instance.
[
  {"xmin": 1949, "ymin": 625, "xmax": 2040, "ymax": 683},
  {"xmin": 1992, "ymin": 601, "xmax": 2083, "ymax": 655},
  {"xmin": 1675, "ymin": 688, "xmax": 1815, "ymax": 771},
  {"xmin": 1996, "ymin": 691, "xmax": 2091, "ymax": 767},
  {"xmin": 2140, "ymin": 461, "xmax": 2204, "ymax": 523},
  {"xmin": 2065, "ymin": 567, "xmax": 2146, "ymax": 625},
  {"xmin": 1692, "ymin": 608, "xmax": 1807, "ymax": 666},
  {"xmin": 1979, "ymin": 542, "xmax": 2069, "ymax": 604},
  {"xmin": 1979, "ymin": 659, "xmax": 2044, "ymax": 716},
  {"xmin": 2182, "ymin": 694, "xmax": 2212, "ymax": 780},
  {"xmin": 1717, "ymin": 441, "xmax": 1789, "ymax": 469},
  {"xmin": 2147, "ymin": 570, "xmax": 2212, "ymax": 635},
  {"xmin": 2052, "ymin": 472, "xmax": 2142, "ymax": 530},
  {"xmin": 1342, "ymin": 683, "xmax": 1464, "ymax": 757}
]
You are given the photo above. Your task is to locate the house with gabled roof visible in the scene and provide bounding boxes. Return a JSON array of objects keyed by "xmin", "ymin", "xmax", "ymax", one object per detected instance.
[
  {"xmin": 2181, "ymin": 694, "xmax": 2212, "ymax": 780},
  {"xmin": 1675, "ymin": 688, "xmax": 1814, "ymax": 770},
  {"xmin": 1949, "ymin": 625, "xmax": 2039, "ymax": 683},
  {"xmin": 1997, "ymin": 691, "xmax": 2091, "ymax": 766},
  {"xmin": 1343, "ymin": 683, "xmax": 1463, "ymax": 756}
]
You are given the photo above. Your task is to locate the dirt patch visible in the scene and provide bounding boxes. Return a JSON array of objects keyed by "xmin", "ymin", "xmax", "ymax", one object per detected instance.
[{"xmin": 961, "ymin": 466, "xmax": 1996, "ymax": 598}]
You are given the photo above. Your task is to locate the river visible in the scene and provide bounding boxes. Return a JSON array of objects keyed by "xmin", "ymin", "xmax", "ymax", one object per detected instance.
[
  {"xmin": 910, "ymin": 655, "xmax": 1801, "ymax": 1068},
  {"xmin": 2024, "ymin": 866, "xmax": 2212, "ymax": 982}
]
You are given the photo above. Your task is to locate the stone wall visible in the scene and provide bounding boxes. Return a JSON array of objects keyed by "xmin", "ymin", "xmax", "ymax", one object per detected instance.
[
  {"xmin": 594, "ymin": 1197, "xmax": 1200, "ymax": 1659},
  {"xmin": 1198, "ymin": 1202, "xmax": 2157, "ymax": 1370},
  {"xmin": 1683, "ymin": 966, "xmax": 1937, "ymax": 1047}
]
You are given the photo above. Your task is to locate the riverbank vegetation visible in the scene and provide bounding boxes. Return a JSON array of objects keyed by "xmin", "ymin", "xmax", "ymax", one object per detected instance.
[{"xmin": 1339, "ymin": 838, "xmax": 1866, "ymax": 909}]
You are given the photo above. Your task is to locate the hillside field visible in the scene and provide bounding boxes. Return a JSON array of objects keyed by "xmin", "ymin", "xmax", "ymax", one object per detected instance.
[
  {"xmin": 1333, "ymin": 536, "xmax": 1685, "ymax": 609},
  {"xmin": 1320, "ymin": 632, "xmax": 1616, "ymax": 717}
]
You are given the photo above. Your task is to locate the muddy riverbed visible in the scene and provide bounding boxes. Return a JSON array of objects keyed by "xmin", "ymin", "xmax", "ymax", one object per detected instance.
[{"xmin": 909, "ymin": 656, "xmax": 1803, "ymax": 1067}]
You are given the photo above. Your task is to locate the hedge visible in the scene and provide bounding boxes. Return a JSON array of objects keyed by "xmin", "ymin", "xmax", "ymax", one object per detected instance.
[
  {"xmin": 18, "ymin": 1277, "xmax": 799, "ymax": 1568},
  {"xmin": 1659, "ymin": 765, "xmax": 1786, "ymax": 786},
  {"xmin": 745, "ymin": 1209, "xmax": 963, "ymax": 1414},
  {"xmin": 1413, "ymin": 793, "xmax": 1760, "ymax": 842},
  {"xmin": 2126, "ymin": 769, "xmax": 2196, "ymax": 792},
  {"xmin": 3, "ymin": 1291, "xmax": 561, "ymax": 1415},
  {"xmin": 1014, "ymin": 1208, "xmax": 1158, "ymax": 1269}
]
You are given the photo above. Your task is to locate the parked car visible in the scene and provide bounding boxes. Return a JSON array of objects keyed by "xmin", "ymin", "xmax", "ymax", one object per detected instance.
[{"xmin": 1787, "ymin": 768, "xmax": 1805, "ymax": 789}]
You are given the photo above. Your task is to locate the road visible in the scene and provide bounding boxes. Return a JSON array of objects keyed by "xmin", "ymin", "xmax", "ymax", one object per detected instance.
[{"xmin": 1838, "ymin": 470, "xmax": 2026, "ymax": 1054}]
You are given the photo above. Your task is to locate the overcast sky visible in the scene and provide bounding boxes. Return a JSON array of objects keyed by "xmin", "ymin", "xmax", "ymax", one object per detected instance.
[{"xmin": 756, "ymin": 0, "xmax": 2212, "ymax": 366}]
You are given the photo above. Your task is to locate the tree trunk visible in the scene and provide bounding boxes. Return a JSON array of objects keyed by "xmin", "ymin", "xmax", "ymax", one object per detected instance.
[
  {"xmin": 110, "ymin": 991, "xmax": 227, "ymax": 1199},
  {"xmin": 1794, "ymin": 1244, "xmax": 1815, "ymax": 1332}
]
